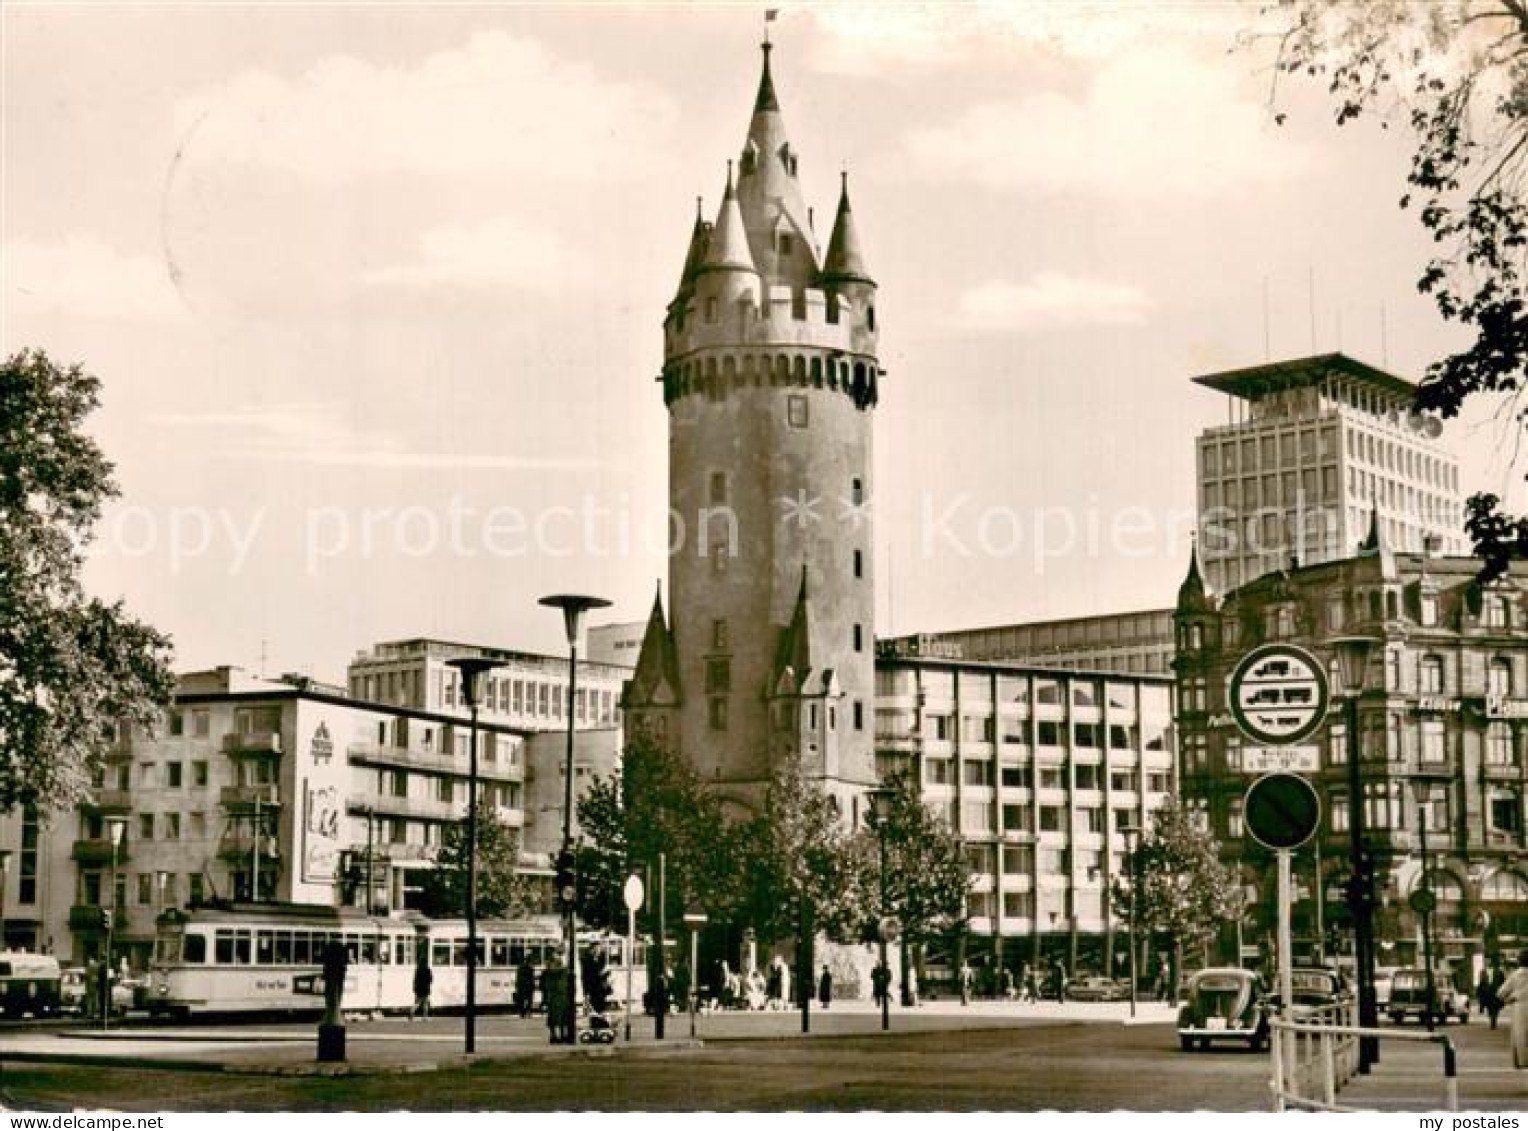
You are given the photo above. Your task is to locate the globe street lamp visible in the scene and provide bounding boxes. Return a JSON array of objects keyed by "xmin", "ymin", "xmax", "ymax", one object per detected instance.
[
  {"xmin": 865, "ymin": 786, "xmax": 895, "ymax": 1032},
  {"xmin": 101, "ymin": 815, "xmax": 128, "ymax": 1030},
  {"xmin": 446, "ymin": 655, "xmax": 501, "ymax": 1055},
  {"xmin": 1408, "ymin": 778, "xmax": 1438, "ymax": 1032},
  {"xmin": 1331, "ymin": 634, "xmax": 1380, "ymax": 1071},
  {"xmin": 539, "ymin": 593, "xmax": 611, "ymax": 1046}
]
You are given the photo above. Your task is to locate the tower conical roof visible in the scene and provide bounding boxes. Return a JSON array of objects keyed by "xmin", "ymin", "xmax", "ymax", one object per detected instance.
[
  {"xmin": 699, "ymin": 166, "xmax": 756, "ymax": 274},
  {"xmin": 736, "ymin": 42, "xmax": 818, "ymax": 286},
  {"xmin": 1177, "ymin": 540, "xmax": 1215, "ymax": 613},
  {"xmin": 673, "ymin": 197, "xmax": 710, "ymax": 297},
  {"xmin": 627, "ymin": 582, "xmax": 681, "ymax": 707},
  {"xmin": 772, "ymin": 565, "xmax": 813, "ymax": 690},
  {"xmin": 1358, "ymin": 504, "xmax": 1396, "ymax": 579},
  {"xmin": 823, "ymin": 172, "xmax": 873, "ymax": 285}
]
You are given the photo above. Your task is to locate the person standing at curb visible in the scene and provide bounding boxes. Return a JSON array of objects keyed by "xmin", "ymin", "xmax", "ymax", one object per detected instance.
[
  {"xmin": 817, "ymin": 963, "xmax": 833, "ymax": 1010},
  {"xmin": 411, "ymin": 957, "xmax": 433, "ymax": 1020}
]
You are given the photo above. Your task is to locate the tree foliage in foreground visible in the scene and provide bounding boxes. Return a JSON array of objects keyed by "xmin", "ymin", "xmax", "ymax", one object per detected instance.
[
  {"xmin": 1260, "ymin": 0, "xmax": 1528, "ymax": 577},
  {"xmin": 0, "ymin": 349, "xmax": 175, "ymax": 811}
]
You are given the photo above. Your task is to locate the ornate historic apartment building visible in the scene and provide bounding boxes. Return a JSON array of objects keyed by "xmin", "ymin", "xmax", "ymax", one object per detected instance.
[{"xmin": 1174, "ymin": 532, "xmax": 1528, "ymax": 973}]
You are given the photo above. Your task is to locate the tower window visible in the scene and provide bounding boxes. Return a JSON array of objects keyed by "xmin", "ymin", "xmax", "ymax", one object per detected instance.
[
  {"xmin": 854, "ymin": 550, "xmax": 863, "ymax": 579},
  {"xmin": 709, "ymin": 698, "xmax": 728, "ymax": 732},
  {"xmin": 867, "ymin": 305, "xmax": 876, "ymax": 331},
  {"xmin": 851, "ymin": 477, "xmax": 864, "ymax": 505},
  {"xmin": 853, "ymin": 624, "xmax": 863, "ymax": 652},
  {"xmin": 779, "ymin": 233, "xmax": 793, "ymax": 256},
  {"xmin": 853, "ymin": 700, "xmax": 864, "ymax": 731},
  {"xmin": 711, "ymin": 619, "xmax": 730, "ymax": 651},
  {"xmin": 788, "ymin": 395, "xmax": 808, "ymax": 428},
  {"xmin": 705, "ymin": 658, "xmax": 731, "ymax": 693},
  {"xmin": 709, "ymin": 472, "xmax": 727, "ymax": 505}
]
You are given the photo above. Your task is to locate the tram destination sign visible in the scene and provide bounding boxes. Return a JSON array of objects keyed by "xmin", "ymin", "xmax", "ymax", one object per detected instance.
[{"xmin": 1229, "ymin": 643, "xmax": 1330, "ymax": 746}]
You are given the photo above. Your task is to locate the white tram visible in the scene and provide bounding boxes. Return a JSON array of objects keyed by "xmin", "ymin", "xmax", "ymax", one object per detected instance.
[{"xmin": 147, "ymin": 902, "xmax": 647, "ymax": 1018}]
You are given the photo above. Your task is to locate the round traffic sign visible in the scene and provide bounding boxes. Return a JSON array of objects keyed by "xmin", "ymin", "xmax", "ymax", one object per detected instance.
[
  {"xmin": 1244, "ymin": 772, "xmax": 1321, "ymax": 851},
  {"xmin": 1410, "ymin": 889, "xmax": 1437, "ymax": 915},
  {"xmin": 622, "ymin": 874, "xmax": 645, "ymax": 913},
  {"xmin": 1229, "ymin": 644, "xmax": 1330, "ymax": 746}
]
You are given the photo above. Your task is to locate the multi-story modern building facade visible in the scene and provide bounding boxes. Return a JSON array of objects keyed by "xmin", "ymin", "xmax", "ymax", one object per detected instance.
[
  {"xmin": 884, "ymin": 609, "xmax": 1176, "ymax": 677},
  {"xmin": 347, "ymin": 637, "xmax": 627, "ymax": 731},
  {"xmin": 1174, "ymin": 535, "xmax": 1528, "ymax": 975},
  {"xmin": 873, "ymin": 649, "xmax": 1176, "ymax": 976},
  {"xmin": 0, "ymin": 667, "xmax": 617, "ymax": 968},
  {"xmin": 1194, "ymin": 353, "xmax": 1464, "ymax": 595},
  {"xmin": 624, "ymin": 42, "xmax": 882, "ymax": 814}
]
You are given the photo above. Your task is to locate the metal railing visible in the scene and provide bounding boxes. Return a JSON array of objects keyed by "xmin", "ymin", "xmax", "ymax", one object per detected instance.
[{"xmin": 1269, "ymin": 1008, "xmax": 1458, "ymax": 1112}]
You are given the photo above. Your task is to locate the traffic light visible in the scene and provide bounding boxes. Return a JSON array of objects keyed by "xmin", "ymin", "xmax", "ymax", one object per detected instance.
[
  {"xmin": 101, "ymin": 908, "xmax": 113, "ymax": 930},
  {"xmin": 555, "ymin": 849, "xmax": 577, "ymax": 910}
]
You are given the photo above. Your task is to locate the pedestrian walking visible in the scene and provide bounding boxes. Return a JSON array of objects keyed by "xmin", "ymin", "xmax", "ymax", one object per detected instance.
[
  {"xmin": 817, "ymin": 963, "xmax": 833, "ymax": 1009},
  {"xmin": 1490, "ymin": 959, "xmax": 1508, "ymax": 1030},
  {"xmin": 1497, "ymin": 949, "xmax": 1528, "ymax": 1068},
  {"xmin": 542, "ymin": 955, "xmax": 571, "ymax": 1044},
  {"xmin": 514, "ymin": 957, "xmax": 536, "ymax": 1018},
  {"xmin": 872, "ymin": 963, "xmax": 891, "ymax": 1009},
  {"xmin": 1478, "ymin": 967, "xmax": 1499, "ymax": 1030},
  {"xmin": 411, "ymin": 957, "xmax": 433, "ymax": 1019},
  {"xmin": 959, "ymin": 961, "xmax": 973, "ymax": 1006}
]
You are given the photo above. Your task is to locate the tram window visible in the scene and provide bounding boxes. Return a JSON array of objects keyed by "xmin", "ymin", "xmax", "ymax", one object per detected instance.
[
  {"xmin": 432, "ymin": 941, "xmax": 451, "ymax": 967},
  {"xmin": 360, "ymin": 937, "xmax": 377, "ymax": 964},
  {"xmin": 215, "ymin": 930, "xmax": 234, "ymax": 965},
  {"xmin": 344, "ymin": 933, "xmax": 360, "ymax": 964},
  {"xmin": 184, "ymin": 934, "xmax": 206, "ymax": 964},
  {"xmin": 293, "ymin": 933, "xmax": 311, "ymax": 965},
  {"xmin": 274, "ymin": 931, "xmax": 292, "ymax": 965},
  {"xmin": 235, "ymin": 930, "xmax": 251, "ymax": 965},
  {"xmin": 256, "ymin": 930, "xmax": 274, "ymax": 965},
  {"xmin": 491, "ymin": 939, "xmax": 509, "ymax": 967},
  {"xmin": 453, "ymin": 940, "xmax": 469, "ymax": 967},
  {"xmin": 509, "ymin": 942, "xmax": 525, "ymax": 965}
]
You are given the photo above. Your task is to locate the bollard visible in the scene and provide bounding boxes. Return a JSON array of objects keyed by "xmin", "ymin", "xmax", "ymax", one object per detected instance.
[
  {"xmin": 1321, "ymin": 1030, "xmax": 1336, "ymax": 1107},
  {"xmin": 1443, "ymin": 1038, "xmax": 1458, "ymax": 1112},
  {"xmin": 1269, "ymin": 1020, "xmax": 1286, "ymax": 1112}
]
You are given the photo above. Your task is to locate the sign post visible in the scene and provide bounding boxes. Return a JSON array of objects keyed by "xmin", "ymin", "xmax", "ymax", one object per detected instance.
[
  {"xmin": 622, "ymin": 874, "xmax": 644, "ymax": 1043},
  {"xmin": 1244, "ymin": 771, "xmax": 1322, "ymax": 1086}
]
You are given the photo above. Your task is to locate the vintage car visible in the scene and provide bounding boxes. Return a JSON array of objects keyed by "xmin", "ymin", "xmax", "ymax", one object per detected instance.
[
  {"xmin": 1177, "ymin": 967, "xmax": 1269, "ymax": 1052},
  {"xmin": 1388, "ymin": 967, "xmax": 1470, "ymax": 1025},
  {"xmin": 1280, "ymin": 967, "xmax": 1351, "ymax": 1019},
  {"xmin": 1064, "ymin": 975, "xmax": 1130, "ymax": 1002},
  {"xmin": 0, "ymin": 952, "xmax": 63, "ymax": 1019}
]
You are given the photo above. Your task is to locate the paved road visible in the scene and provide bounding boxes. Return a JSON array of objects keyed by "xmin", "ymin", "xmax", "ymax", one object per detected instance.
[{"xmin": 1, "ymin": 1008, "xmax": 1269, "ymax": 1112}]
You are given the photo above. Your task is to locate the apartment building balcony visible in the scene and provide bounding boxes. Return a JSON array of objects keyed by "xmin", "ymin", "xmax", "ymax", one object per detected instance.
[
  {"xmin": 220, "ymin": 784, "xmax": 282, "ymax": 814},
  {"xmin": 217, "ymin": 831, "xmax": 281, "ymax": 862},
  {"xmin": 221, "ymin": 731, "xmax": 283, "ymax": 756},
  {"xmin": 71, "ymin": 838, "xmax": 130, "ymax": 865},
  {"xmin": 356, "ymin": 793, "xmax": 462, "ymax": 823},
  {"xmin": 347, "ymin": 741, "xmax": 522, "ymax": 782},
  {"xmin": 80, "ymin": 789, "xmax": 133, "ymax": 814}
]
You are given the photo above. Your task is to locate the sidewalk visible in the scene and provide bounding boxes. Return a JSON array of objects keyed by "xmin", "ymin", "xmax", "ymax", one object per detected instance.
[{"xmin": 0, "ymin": 1000, "xmax": 1177, "ymax": 1077}]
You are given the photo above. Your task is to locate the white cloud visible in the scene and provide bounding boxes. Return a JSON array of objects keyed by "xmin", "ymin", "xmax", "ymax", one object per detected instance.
[
  {"xmin": 946, "ymin": 273, "xmax": 1152, "ymax": 333},
  {"xmin": 147, "ymin": 402, "xmax": 595, "ymax": 470},
  {"xmin": 903, "ymin": 43, "xmax": 1307, "ymax": 197},
  {"xmin": 173, "ymin": 30, "xmax": 678, "ymax": 183},
  {"xmin": 362, "ymin": 216, "xmax": 585, "ymax": 290},
  {"xmin": 3, "ymin": 235, "xmax": 189, "ymax": 325},
  {"xmin": 807, "ymin": 1, "xmax": 1245, "ymax": 72}
]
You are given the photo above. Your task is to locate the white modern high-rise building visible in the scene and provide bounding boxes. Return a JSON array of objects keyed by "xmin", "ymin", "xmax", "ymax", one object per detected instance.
[{"xmin": 1193, "ymin": 353, "xmax": 1465, "ymax": 595}]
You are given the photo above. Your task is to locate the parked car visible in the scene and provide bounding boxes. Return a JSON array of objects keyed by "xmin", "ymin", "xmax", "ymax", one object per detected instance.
[
  {"xmin": 1065, "ymin": 975, "xmax": 1130, "ymax": 1002},
  {"xmin": 1388, "ymin": 968, "xmax": 1469, "ymax": 1025},
  {"xmin": 0, "ymin": 952, "xmax": 63, "ymax": 1019},
  {"xmin": 1177, "ymin": 967, "xmax": 1269, "ymax": 1052},
  {"xmin": 1278, "ymin": 967, "xmax": 1350, "ymax": 1019}
]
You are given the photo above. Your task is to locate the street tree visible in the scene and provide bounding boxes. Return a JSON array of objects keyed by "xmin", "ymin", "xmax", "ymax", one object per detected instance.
[
  {"xmin": 736, "ymin": 756, "xmax": 874, "ymax": 946},
  {"xmin": 1110, "ymin": 801, "xmax": 1244, "ymax": 998},
  {"xmin": 576, "ymin": 734, "xmax": 741, "ymax": 929},
  {"xmin": 856, "ymin": 770, "xmax": 971, "ymax": 998},
  {"xmin": 0, "ymin": 348, "xmax": 175, "ymax": 811},
  {"xmin": 1257, "ymin": 0, "xmax": 1528, "ymax": 577},
  {"xmin": 417, "ymin": 799, "xmax": 536, "ymax": 919}
]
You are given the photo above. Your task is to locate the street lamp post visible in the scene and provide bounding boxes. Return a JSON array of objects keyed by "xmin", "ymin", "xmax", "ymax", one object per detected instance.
[
  {"xmin": 1409, "ymin": 780, "xmax": 1437, "ymax": 1032},
  {"xmin": 1333, "ymin": 635, "xmax": 1380, "ymax": 1072},
  {"xmin": 866, "ymin": 786, "xmax": 894, "ymax": 1032},
  {"xmin": 446, "ymin": 655, "xmax": 501, "ymax": 1056},
  {"xmin": 1122, "ymin": 825, "xmax": 1138, "ymax": 1020},
  {"xmin": 539, "ymin": 593, "xmax": 612, "ymax": 1047},
  {"xmin": 101, "ymin": 815, "xmax": 127, "ymax": 1030}
]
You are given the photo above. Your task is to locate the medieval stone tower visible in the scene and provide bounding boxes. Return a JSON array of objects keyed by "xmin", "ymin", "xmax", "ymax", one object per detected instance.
[{"xmin": 625, "ymin": 41, "xmax": 881, "ymax": 815}]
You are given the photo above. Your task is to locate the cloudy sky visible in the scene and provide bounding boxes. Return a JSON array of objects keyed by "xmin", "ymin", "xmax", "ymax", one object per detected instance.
[{"xmin": 2, "ymin": 1, "xmax": 1515, "ymax": 680}]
